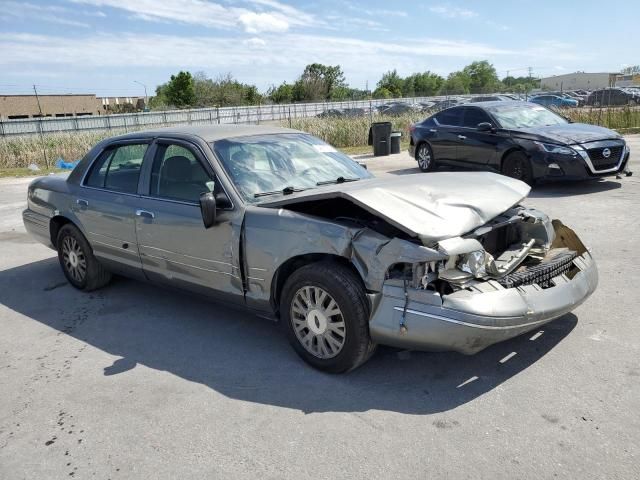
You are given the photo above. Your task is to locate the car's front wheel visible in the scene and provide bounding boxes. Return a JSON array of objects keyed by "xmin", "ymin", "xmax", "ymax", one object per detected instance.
[
  {"xmin": 502, "ymin": 150, "xmax": 534, "ymax": 185},
  {"xmin": 57, "ymin": 224, "xmax": 111, "ymax": 291},
  {"xmin": 416, "ymin": 142, "xmax": 435, "ymax": 172},
  {"xmin": 280, "ymin": 262, "xmax": 376, "ymax": 373}
]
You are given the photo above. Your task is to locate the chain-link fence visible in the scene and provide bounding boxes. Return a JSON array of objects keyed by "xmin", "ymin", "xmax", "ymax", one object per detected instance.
[{"xmin": 0, "ymin": 96, "xmax": 441, "ymax": 137}]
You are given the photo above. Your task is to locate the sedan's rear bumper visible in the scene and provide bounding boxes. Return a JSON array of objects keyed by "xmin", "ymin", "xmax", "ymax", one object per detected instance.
[
  {"xmin": 369, "ymin": 251, "xmax": 597, "ymax": 354},
  {"xmin": 23, "ymin": 209, "xmax": 53, "ymax": 247}
]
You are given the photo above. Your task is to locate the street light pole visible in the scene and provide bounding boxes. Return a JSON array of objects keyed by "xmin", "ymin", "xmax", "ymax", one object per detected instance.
[{"xmin": 133, "ymin": 80, "xmax": 148, "ymax": 107}]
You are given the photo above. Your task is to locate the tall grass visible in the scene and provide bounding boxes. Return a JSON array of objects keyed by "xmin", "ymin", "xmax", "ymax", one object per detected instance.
[{"xmin": 1, "ymin": 107, "xmax": 639, "ymax": 169}]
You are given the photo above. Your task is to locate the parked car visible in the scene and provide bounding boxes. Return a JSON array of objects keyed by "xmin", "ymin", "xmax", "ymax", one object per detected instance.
[
  {"xmin": 23, "ymin": 125, "xmax": 598, "ymax": 372},
  {"xmin": 586, "ymin": 88, "xmax": 639, "ymax": 106},
  {"xmin": 547, "ymin": 91, "xmax": 585, "ymax": 106},
  {"xmin": 408, "ymin": 101, "xmax": 630, "ymax": 183},
  {"xmin": 316, "ymin": 109, "xmax": 343, "ymax": 118},
  {"xmin": 529, "ymin": 95, "xmax": 578, "ymax": 108},
  {"xmin": 379, "ymin": 102, "xmax": 421, "ymax": 115}
]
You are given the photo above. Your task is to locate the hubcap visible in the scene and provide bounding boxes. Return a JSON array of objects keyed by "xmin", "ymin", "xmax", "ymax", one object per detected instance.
[
  {"xmin": 418, "ymin": 146, "xmax": 431, "ymax": 169},
  {"xmin": 290, "ymin": 286, "xmax": 346, "ymax": 359},
  {"xmin": 62, "ymin": 236, "xmax": 87, "ymax": 283}
]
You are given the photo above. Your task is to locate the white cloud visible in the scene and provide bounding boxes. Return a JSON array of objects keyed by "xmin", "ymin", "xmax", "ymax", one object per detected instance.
[
  {"xmin": 243, "ymin": 37, "xmax": 267, "ymax": 47},
  {"xmin": 0, "ymin": 1, "xmax": 91, "ymax": 28},
  {"xmin": 71, "ymin": 0, "xmax": 317, "ymax": 32},
  {"xmin": 429, "ymin": 5, "xmax": 478, "ymax": 19},
  {"xmin": 239, "ymin": 12, "xmax": 289, "ymax": 33}
]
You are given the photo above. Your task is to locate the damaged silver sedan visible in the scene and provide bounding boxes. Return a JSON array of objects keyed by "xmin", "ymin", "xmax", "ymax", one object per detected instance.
[{"xmin": 22, "ymin": 125, "xmax": 598, "ymax": 372}]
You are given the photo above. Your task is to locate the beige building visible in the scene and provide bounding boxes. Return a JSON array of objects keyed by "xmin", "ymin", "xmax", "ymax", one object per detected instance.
[
  {"xmin": 540, "ymin": 72, "xmax": 618, "ymax": 91},
  {"xmin": 0, "ymin": 94, "xmax": 145, "ymax": 119}
]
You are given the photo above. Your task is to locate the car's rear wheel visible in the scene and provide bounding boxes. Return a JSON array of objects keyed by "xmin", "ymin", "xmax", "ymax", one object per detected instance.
[
  {"xmin": 416, "ymin": 142, "xmax": 435, "ymax": 172},
  {"xmin": 280, "ymin": 262, "xmax": 376, "ymax": 373},
  {"xmin": 502, "ymin": 151, "xmax": 534, "ymax": 185},
  {"xmin": 57, "ymin": 224, "xmax": 111, "ymax": 291}
]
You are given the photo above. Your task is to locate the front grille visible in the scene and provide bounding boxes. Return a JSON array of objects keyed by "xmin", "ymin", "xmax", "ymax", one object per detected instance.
[
  {"xmin": 587, "ymin": 145, "xmax": 623, "ymax": 170},
  {"xmin": 498, "ymin": 250, "xmax": 578, "ymax": 289}
]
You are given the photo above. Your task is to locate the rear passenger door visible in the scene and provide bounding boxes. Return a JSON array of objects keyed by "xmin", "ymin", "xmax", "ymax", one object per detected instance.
[
  {"xmin": 134, "ymin": 139, "xmax": 244, "ymax": 302},
  {"xmin": 74, "ymin": 141, "xmax": 150, "ymax": 279},
  {"xmin": 430, "ymin": 108, "xmax": 464, "ymax": 164}
]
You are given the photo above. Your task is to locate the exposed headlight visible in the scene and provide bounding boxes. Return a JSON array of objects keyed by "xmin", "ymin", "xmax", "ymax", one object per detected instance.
[{"xmin": 534, "ymin": 141, "xmax": 578, "ymax": 156}]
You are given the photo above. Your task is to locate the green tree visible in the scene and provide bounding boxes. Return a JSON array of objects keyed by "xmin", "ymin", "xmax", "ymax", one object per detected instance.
[
  {"xmin": 376, "ymin": 70, "xmax": 403, "ymax": 97},
  {"xmin": 462, "ymin": 60, "xmax": 500, "ymax": 93},
  {"xmin": 404, "ymin": 71, "xmax": 445, "ymax": 96},
  {"xmin": 372, "ymin": 87, "xmax": 393, "ymax": 99},
  {"xmin": 291, "ymin": 63, "xmax": 347, "ymax": 101},
  {"xmin": 443, "ymin": 71, "xmax": 471, "ymax": 94},
  {"xmin": 165, "ymin": 71, "xmax": 196, "ymax": 108},
  {"xmin": 268, "ymin": 82, "xmax": 294, "ymax": 103}
]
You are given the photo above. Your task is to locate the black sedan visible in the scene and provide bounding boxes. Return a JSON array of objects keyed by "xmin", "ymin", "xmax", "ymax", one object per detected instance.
[{"xmin": 408, "ymin": 101, "xmax": 631, "ymax": 183}]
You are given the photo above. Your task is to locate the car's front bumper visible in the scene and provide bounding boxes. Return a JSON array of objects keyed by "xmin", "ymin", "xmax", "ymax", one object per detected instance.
[
  {"xmin": 531, "ymin": 149, "xmax": 630, "ymax": 181},
  {"xmin": 368, "ymin": 251, "xmax": 598, "ymax": 354}
]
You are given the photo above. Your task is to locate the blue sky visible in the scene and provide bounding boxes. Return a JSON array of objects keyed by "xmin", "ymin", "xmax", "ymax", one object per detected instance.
[{"xmin": 0, "ymin": 0, "xmax": 637, "ymax": 97}]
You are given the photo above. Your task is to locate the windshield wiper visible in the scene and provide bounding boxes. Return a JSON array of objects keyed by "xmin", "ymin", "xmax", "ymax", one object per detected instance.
[
  {"xmin": 316, "ymin": 176, "xmax": 360, "ymax": 186},
  {"xmin": 254, "ymin": 186, "xmax": 309, "ymax": 198}
]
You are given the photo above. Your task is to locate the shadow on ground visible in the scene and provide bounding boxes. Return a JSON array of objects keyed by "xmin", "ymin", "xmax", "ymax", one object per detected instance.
[{"xmin": 0, "ymin": 257, "xmax": 577, "ymax": 415}]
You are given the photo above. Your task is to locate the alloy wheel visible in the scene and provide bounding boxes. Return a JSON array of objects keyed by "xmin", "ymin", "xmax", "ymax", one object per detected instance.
[
  {"xmin": 417, "ymin": 145, "xmax": 431, "ymax": 170},
  {"xmin": 290, "ymin": 286, "xmax": 346, "ymax": 359},
  {"xmin": 62, "ymin": 235, "xmax": 87, "ymax": 283}
]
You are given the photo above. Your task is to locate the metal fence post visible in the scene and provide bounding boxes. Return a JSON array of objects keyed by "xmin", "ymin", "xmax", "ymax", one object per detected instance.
[{"xmin": 0, "ymin": 119, "xmax": 4, "ymax": 138}]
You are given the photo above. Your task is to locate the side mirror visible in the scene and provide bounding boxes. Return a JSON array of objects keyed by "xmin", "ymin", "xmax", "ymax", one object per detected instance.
[
  {"xmin": 477, "ymin": 122, "xmax": 494, "ymax": 132},
  {"xmin": 199, "ymin": 192, "xmax": 217, "ymax": 228}
]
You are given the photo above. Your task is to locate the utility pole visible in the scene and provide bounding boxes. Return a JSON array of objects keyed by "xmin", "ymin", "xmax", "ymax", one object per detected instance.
[
  {"xmin": 33, "ymin": 84, "xmax": 49, "ymax": 169},
  {"xmin": 134, "ymin": 80, "xmax": 149, "ymax": 109},
  {"xmin": 33, "ymin": 84, "xmax": 43, "ymax": 116}
]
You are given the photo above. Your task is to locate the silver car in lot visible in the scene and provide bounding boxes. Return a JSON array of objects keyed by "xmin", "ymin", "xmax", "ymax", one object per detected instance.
[{"xmin": 23, "ymin": 125, "xmax": 598, "ymax": 372}]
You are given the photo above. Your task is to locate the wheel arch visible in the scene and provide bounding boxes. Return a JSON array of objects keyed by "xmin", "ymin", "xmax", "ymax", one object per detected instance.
[
  {"xmin": 270, "ymin": 253, "xmax": 364, "ymax": 318},
  {"xmin": 500, "ymin": 145, "xmax": 529, "ymax": 170},
  {"xmin": 50, "ymin": 215, "xmax": 74, "ymax": 248}
]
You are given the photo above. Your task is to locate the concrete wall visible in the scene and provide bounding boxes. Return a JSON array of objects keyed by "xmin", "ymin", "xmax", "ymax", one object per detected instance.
[
  {"xmin": 0, "ymin": 95, "xmax": 146, "ymax": 119},
  {"xmin": 540, "ymin": 73, "xmax": 616, "ymax": 91},
  {"xmin": 0, "ymin": 94, "xmax": 101, "ymax": 119}
]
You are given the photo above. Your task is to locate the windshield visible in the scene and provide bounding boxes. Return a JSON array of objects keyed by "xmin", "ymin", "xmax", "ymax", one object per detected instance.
[
  {"xmin": 487, "ymin": 104, "xmax": 567, "ymax": 129},
  {"xmin": 212, "ymin": 133, "xmax": 372, "ymax": 202}
]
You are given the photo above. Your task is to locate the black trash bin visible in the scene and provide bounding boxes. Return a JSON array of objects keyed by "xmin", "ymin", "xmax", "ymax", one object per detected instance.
[
  {"xmin": 390, "ymin": 131, "xmax": 402, "ymax": 154},
  {"xmin": 369, "ymin": 121, "xmax": 392, "ymax": 156}
]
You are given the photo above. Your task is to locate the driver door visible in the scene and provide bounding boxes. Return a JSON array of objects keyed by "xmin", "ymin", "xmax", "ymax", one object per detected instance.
[{"xmin": 135, "ymin": 138, "xmax": 244, "ymax": 303}]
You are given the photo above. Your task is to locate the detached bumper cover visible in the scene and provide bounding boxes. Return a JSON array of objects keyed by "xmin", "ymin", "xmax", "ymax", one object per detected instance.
[{"xmin": 369, "ymin": 251, "xmax": 598, "ymax": 354}]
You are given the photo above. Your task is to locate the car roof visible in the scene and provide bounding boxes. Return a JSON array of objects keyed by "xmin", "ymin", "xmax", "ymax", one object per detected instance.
[
  {"xmin": 107, "ymin": 124, "xmax": 302, "ymax": 142},
  {"xmin": 451, "ymin": 100, "xmax": 524, "ymax": 108}
]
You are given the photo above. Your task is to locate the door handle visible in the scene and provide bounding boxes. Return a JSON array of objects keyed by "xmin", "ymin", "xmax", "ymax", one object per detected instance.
[
  {"xmin": 458, "ymin": 135, "xmax": 467, "ymax": 140},
  {"xmin": 76, "ymin": 198, "xmax": 88, "ymax": 208},
  {"xmin": 429, "ymin": 129, "xmax": 437, "ymax": 133},
  {"xmin": 135, "ymin": 209, "xmax": 155, "ymax": 219}
]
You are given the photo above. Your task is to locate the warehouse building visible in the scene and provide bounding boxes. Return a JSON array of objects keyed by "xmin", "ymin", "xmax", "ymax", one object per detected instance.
[
  {"xmin": 540, "ymin": 72, "xmax": 618, "ymax": 91},
  {"xmin": 0, "ymin": 94, "xmax": 146, "ymax": 119}
]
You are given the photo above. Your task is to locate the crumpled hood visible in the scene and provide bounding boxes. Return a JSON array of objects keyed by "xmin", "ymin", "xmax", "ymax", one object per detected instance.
[
  {"xmin": 260, "ymin": 172, "xmax": 530, "ymax": 244},
  {"xmin": 517, "ymin": 122, "xmax": 621, "ymax": 145}
]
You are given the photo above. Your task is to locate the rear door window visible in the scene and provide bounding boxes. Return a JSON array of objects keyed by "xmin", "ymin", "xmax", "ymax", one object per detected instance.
[
  {"xmin": 85, "ymin": 144, "xmax": 147, "ymax": 194},
  {"xmin": 435, "ymin": 108, "xmax": 463, "ymax": 127}
]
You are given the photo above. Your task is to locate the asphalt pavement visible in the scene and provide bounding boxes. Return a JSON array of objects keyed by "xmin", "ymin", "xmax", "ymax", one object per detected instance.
[{"xmin": 0, "ymin": 137, "xmax": 639, "ymax": 479}]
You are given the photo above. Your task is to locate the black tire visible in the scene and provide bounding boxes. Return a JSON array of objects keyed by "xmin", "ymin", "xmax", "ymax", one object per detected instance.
[
  {"xmin": 502, "ymin": 150, "xmax": 534, "ymax": 185},
  {"xmin": 57, "ymin": 224, "xmax": 111, "ymax": 291},
  {"xmin": 280, "ymin": 261, "xmax": 376, "ymax": 373},
  {"xmin": 415, "ymin": 142, "xmax": 435, "ymax": 172}
]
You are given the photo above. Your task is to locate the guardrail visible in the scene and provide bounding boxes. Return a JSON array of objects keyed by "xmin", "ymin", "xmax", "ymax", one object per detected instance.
[{"xmin": 0, "ymin": 96, "xmax": 442, "ymax": 137}]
